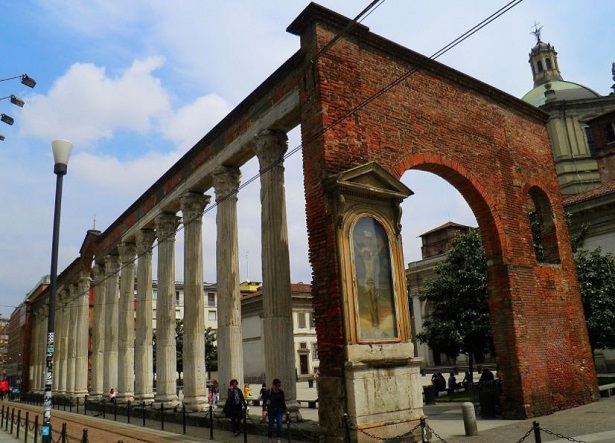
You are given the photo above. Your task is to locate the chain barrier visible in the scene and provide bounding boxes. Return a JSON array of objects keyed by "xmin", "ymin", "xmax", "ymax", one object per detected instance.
[
  {"xmin": 513, "ymin": 426, "xmax": 534, "ymax": 443},
  {"xmin": 540, "ymin": 425, "xmax": 586, "ymax": 443},
  {"xmin": 425, "ymin": 423, "xmax": 448, "ymax": 443},
  {"xmin": 345, "ymin": 413, "xmax": 423, "ymax": 442}
]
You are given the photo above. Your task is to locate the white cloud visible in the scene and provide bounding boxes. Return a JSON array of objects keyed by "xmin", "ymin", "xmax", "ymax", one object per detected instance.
[
  {"xmin": 20, "ymin": 57, "xmax": 170, "ymax": 146},
  {"xmin": 161, "ymin": 94, "xmax": 232, "ymax": 153}
]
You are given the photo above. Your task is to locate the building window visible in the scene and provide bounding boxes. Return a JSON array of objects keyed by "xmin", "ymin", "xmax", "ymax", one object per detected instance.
[
  {"xmin": 607, "ymin": 123, "xmax": 615, "ymax": 142},
  {"xmin": 312, "ymin": 343, "xmax": 319, "ymax": 359},
  {"xmin": 299, "ymin": 342, "xmax": 307, "ymax": 349},
  {"xmin": 584, "ymin": 125, "xmax": 597, "ymax": 156},
  {"xmin": 545, "ymin": 58, "xmax": 552, "ymax": 70},
  {"xmin": 537, "ymin": 61, "xmax": 543, "ymax": 72},
  {"xmin": 175, "ymin": 291, "xmax": 180, "ymax": 306},
  {"xmin": 153, "ymin": 290, "xmax": 157, "ymax": 300},
  {"xmin": 298, "ymin": 312, "xmax": 306, "ymax": 329},
  {"xmin": 207, "ymin": 292, "xmax": 216, "ymax": 307},
  {"xmin": 309, "ymin": 313, "xmax": 315, "ymax": 328},
  {"xmin": 208, "ymin": 310, "xmax": 217, "ymax": 321}
]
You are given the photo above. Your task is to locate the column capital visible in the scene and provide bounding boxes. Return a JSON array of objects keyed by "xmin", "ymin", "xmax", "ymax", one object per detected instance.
[
  {"xmin": 119, "ymin": 242, "xmax": 137, "ymax": 265},
  {"xmin": 180, "ymin": 192, "xmax": 211, "ymax": 223},
  {"xmin": 136, "ymin": 229, "xmax": 157, "ymax": 255},
  {"xmin": 78, "ymin": 271, "xmax": 90, "ymax": 293},
  {"xmin": 253, "ymin": 129, "xmax": 288, "ymax": 169},
  {"xmin": 212, "ymin": 166, "xmax": 241, "ymax": 202},
  {"xmin": 155, "ymin": 212, "xmax": 181, "ymax": 242},
  {"xmin": 93, "ymin": 264, "xmax": 105, "ymax": 284},
  {"xmin": 104, "ymin": 254, "xmax": 120, "ymax": 276}
]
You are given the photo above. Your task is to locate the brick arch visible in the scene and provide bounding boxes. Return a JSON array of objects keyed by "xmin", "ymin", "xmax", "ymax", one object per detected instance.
[
  {"xmin": 526, "ymin": 184, "xmax": 562, "ymax": 264},
  {"xmin": 396, "ymin": 155, "xmax": 508, "ymax": 264}
]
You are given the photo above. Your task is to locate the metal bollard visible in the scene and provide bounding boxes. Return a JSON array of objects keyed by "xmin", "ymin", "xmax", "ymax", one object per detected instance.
[
  {"xmin": 420, "ymin": 417, "xmax": 428, "ymax": 443},
  {"xmin": 25, "ymin": 411, "xmax": 29, "ymax": 443},
  {"xmin": 102, "ymin": 399, "xmax": 106, "ymax": 419},
  {"xmin": 461, "ymin": 402, "xmax": 478, "ymax": 436},
  {"xmin": 61, "ymin": 423, "xmax": 67, "ymax": 443},
  {"xmin": 532, "ymin": 421, "xmax": 542, "ymax": 443},
  {"xmin": 10, "ymin": 407, "xmax": 14, "ymax": 434},
  {"xmin": 142, "ymin": 401, "xmax": 146, "ymax": 427},
  {"xmin": 82, "ymin": 428, "xmax": 89, "ymax": 443},
  {"xmin": 127, "ymin": 401, "xmax": 131, "ymax": 424},
  {"xmin": 286, "ymin": 412, "xmax": 292, "ymax": 443},
  {"xmin": 182, "ymin": 403, "xmax": 186, "ymax": 434},
  {"xmin": 160, "ymin": 403, "xmax": 165, "ymax": 431},
  {"xmin": 114, "ymin": 399, "xmax": 118, "ymax": 421},
  {"xmin": 343, "ymin": 413, "xmax": 351, "ymax": 443},
  {"xmin": 33, "ymin": 415, "xmax": 39, "ymax": 443},
  {"xmin": 209, "ymin": 403, "xmax": 214, "ymax": 440},
  {"xmin": 243, "ymin": 406, "xmax": 247, "ymax": 443},
  {"xmin": 16, "ymin": 410, "xmax": 21, "ymax": 438}
]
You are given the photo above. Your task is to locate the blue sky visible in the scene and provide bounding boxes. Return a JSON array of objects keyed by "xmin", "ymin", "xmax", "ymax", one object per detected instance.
[{"xmin": 1, "ymin": 1, "xmax": 613, "ymax": 312}]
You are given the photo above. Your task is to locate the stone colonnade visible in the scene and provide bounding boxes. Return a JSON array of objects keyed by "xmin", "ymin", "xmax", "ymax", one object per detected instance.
[{"xmin": 27, "ymin": 129, "xmax": 296, "ymax": 412}]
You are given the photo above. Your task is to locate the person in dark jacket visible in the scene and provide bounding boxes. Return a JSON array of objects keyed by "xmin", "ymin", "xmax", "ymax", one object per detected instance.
[
  {"xmin": 266, "ymin": 378, "xmax": 287, "ymax": 443},
  {"xmin": 222, "ymin": 379, "xmax": 246, "ymax": 436},
  {"xmin": 259, "ymin": 383, "xmax": 269, "ymax": 422}
]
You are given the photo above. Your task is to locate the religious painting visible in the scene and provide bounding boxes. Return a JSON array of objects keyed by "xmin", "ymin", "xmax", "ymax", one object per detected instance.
[{"xmin": 351, "ymin": 216, "xmax": 398, "ymax": 341}]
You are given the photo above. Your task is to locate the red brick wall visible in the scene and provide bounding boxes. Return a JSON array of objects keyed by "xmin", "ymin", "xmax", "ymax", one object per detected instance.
[{"xmin": 294, "ymin": 6, "xmax": 598, "ymax": 418}]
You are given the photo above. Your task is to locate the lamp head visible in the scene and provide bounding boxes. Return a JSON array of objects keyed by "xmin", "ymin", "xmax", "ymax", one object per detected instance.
[
  {"xmin": 21, "ymin": 75, "xmax": 36, "ymax": 88},
  {"xmin": 51, "ymin": 139, "xmax": 73, "ymax": 175},
  {"xmin": 10, "ymin": 95, "xmax": 25, "ymax": 108},
  {"xmin": 1, "ymin": 114, "xmax": 15, "ymax": 125}
]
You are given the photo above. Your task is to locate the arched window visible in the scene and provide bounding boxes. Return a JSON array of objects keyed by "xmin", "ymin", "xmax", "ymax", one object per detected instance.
[
  {"xmin": 351, "ymin": 216, "xmax": 398, "ymax": 341},
  {"xmin": 528, "ymin": 187, "xmax": 560, "ymax": 264},
  {"xmin": 537, "ymin": 61, "xmax": 543, "ymax": 72},
  {"xmin": 545, "ymin": 58, "xmax": 552, "ymax": 70}
]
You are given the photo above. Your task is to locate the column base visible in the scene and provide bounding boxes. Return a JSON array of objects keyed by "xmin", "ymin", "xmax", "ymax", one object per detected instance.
[
  {"xmin": 183, "ymin": 396, "xmax": 209, "ymax": 412},
  {"xmin": 133, "ymin": 394, "xmax": 155, "ymax": 405},
  {"xmin": 116, "ymin": 394, "xmax": 135, "ymax": 404},
  {"xmin": 153, "ymin": 395, "xmax": 180, "ymax": 410}
]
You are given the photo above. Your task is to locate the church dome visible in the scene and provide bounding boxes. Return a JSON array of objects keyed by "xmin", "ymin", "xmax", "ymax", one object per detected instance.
[{"xmin": 522, "ymin": 80, "xmax": 601, "ymax": 107}]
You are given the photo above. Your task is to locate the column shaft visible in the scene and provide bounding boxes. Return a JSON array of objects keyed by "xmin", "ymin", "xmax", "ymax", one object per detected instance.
[
  {"xmin": 213, "ymin": 166, "xmax": 244, "ymax": 393},
  {"xmin": 135, "ymin": 229, "xmax": 156, "ymax": 404},
  {"xmin": 66, "ymin": 284, "xmax": 78, "ymax": 397},
  {"xmin": 57, "ymin": 291, "xmax": 70, "ymax": 395},
  {"xmin": 89, "ymin": 265, "xmax": 105, "ymax": 400},
  {"xmin": 118, "ymin": 242, "xmax": 137, "ymax": 403},
  {"xmin": 74, "ymin": 272, "xmax": 90, "ymax": 398},
  {"xmin": 104, "ymin": 255, "xmax": 120, "ymax": 397},
  {"xmin": 154, "ymin": 212, "xmax": 181, "ymax": 408},
  {"xmin": 254, "ymin": 129, "xmax": 296, "ymax": 401},
  {"xmin": 181, "ymin": 192, "xmax": 211, "ymax": 411}
]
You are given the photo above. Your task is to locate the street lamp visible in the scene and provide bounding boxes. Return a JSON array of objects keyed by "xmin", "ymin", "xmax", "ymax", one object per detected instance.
[
  {"xmin": 0, "ymin": 73, "xmax": 37, "ymax": 88},
  {"xmin": 42, "ymin": 139, "xmax": 73, "ymax": 443}
]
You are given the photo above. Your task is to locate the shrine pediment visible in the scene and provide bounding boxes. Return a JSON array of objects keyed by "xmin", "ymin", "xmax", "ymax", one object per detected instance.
[{"xmin": 325, "ymin": 162, "xmax": 413, "ymax": 200}]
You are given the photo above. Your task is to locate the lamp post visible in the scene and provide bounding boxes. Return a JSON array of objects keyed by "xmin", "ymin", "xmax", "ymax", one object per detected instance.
[
  {"xmin": 42, "ymin": 139, "xmax": 73, "ymax": 443},
  {"xmin": 0, "ymin": 73, "xmax": 35, "ymax": 141}
]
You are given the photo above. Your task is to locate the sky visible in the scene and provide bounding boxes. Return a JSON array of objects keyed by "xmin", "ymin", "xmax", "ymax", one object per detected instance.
[{"xmin": 1, "ymin": 0, "xmax": 614, "ymax": 313}]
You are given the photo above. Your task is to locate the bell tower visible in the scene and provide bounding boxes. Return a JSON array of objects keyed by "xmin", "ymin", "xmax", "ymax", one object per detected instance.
[{"xmin": 529, "ymin": 24, "xmax": 563, "ymax": 87}]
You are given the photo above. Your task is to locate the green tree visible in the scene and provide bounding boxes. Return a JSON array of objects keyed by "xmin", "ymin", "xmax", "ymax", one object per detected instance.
[
  {"xmin": 416, "ymin": 229, "xmax": 493, "ymax": 371},
  {"xmin": 574, "ymin": 248, "xmax": 615, "ymax": 353},
  {"xmin": 205, "ymin": 327, "xmax": 218, "ymax": 372}
]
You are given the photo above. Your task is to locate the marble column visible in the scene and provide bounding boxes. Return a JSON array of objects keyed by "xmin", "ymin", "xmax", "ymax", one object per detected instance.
[
  {"xmin": 74, "ymin": 271, "xmax": 90, "ymax": 398},
  {"xmin": 89, "ymin": 264, "xmax": 105, "ymax": 400},
  {"xmin": 104, "ymin": 254, "xmax": 120, "ymax": 397},
  {"xmin": 33, "ymin": 310, "xmax": 43, "ymax": 392},
  {"xmin": 253, "ymin": 129, "xmax": 297, "ymax": 403},
  {"xmin": 135, "ymin": 229, "xmax": 156, "ymax": 404},
  {"xmin": 180, "ymin": 191, "xmax": 211, "ymax": 411},
  {"xmin": 118, "ymin": 242, "xmax": 137, "ymax": 403},
  {"xmin": 213, "ymin": 166, "xmax": 244, "ymax": 395},
  {"xmin": 52, "ymin": 291, "xmax": 64, "ymax": 393},
  {"xmin": 154, "ymin": 212, "xmax": 181, "ymax": 408},
  {"xmin": 57, "ymin": 290, "xmax": 70, "ymax": 395},
  {"xmin": 66, "ymin": 284, "xmax": 78, "ymax": 397}
]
